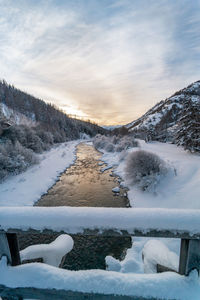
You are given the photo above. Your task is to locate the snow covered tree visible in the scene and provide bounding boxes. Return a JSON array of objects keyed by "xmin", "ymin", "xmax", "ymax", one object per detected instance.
[{"xmin": 175, "ymin": 100, "xmax": 200, "ymax": 153}]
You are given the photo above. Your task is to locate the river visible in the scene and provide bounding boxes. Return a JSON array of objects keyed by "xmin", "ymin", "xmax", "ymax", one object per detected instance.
[{"xmin": 19, "ymin": 143, "xmax": 131, "ymax": 270}]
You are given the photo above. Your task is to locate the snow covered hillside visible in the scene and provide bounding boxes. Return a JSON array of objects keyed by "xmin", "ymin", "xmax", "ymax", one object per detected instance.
[{"xmin": 126, "ymin": 81, "xmax": 200, "ymax": 151}]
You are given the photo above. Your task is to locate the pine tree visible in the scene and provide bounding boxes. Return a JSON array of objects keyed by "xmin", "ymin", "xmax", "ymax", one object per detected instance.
[{"xmin": 175, "ymin": 99, "xmax": 200, "ymax": 152}]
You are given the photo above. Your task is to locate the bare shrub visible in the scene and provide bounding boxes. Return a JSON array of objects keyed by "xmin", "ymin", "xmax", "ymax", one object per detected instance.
[
  {"xmin": 111, "ymin": 135, "xmax": 120, "ymax": 144},
  {"xmin": 115, "ymin": 144, "xmax": 125, "ymax": 152},
  {"xmin": 93, "ymin": 134, "xmax": 138, "ymax": 153},
  {"xmin": 125, "ymin": 150, "xmax": 168, "ymax": 191},
  {"xmin": 119, "ymin": 150, "xmax": 128, "ymax": 161},
  {"xmin": 93, "ymin": 134, "xmax": 109, "ymax": 149},
  {"xmin": 116, "ymin": 136, "xmax": 139, "ymax": 152}
]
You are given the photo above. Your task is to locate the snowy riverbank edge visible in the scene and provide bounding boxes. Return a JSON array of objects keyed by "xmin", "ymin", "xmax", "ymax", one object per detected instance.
[
  {"xmin": 0, "ymin": 140, "xmax": 79, "ymax": 206},
  {"xmin": 100, "ymin": 139, "xmax": 200, "ymax": 209}
]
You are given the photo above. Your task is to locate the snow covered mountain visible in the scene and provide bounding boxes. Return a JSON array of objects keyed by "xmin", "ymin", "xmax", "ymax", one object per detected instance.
[{"xmin": 126, "ymin": 81, "xmax": 200, "ymax": 150}]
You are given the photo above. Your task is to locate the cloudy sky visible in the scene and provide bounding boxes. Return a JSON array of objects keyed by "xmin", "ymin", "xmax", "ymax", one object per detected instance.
[{"xmin": 0, "ymin": 0, "xmax": 200, "ymax": 125}]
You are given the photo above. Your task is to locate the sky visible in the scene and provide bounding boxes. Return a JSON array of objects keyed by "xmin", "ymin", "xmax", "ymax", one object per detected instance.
[{"xmin": 0, "ymin": 0, "xmax": 200, "ymax": 125}]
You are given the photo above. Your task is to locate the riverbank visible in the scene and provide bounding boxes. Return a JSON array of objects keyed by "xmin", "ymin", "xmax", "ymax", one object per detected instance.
[
  {"xmin": 0, "ymin": 140, "xmax": 79, "ymax": 206},
  {"xmin": 100, "ymin": 139, "xmax": 200, "ymax": 209}
]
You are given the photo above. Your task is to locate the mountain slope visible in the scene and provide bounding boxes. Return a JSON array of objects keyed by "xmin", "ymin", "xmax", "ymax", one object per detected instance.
[
  {"xmin": 126, "ymin": 81, "xmax": 200, "ymax": 151},
  {"xmin": 0, "ymin": 80, "xmax": 105, "ymax": 140}
]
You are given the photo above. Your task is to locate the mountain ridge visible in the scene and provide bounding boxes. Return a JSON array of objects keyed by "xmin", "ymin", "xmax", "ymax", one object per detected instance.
[{"xmin": 125, "ymin": 80, "xmax": 200, "ymax": 151}]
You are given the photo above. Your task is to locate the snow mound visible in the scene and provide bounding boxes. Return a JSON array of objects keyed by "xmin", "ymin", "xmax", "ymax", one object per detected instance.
[
  {"xmin": 1, "ymin": 256, "xmax": 200, "ymax": 300},
  {"xmin": 20, "ymin": 234, "xmax": 74, "ymax": 267},
  {"xmin": 142, "ymin": 240, "xmax": 179, "ymax": 273}
]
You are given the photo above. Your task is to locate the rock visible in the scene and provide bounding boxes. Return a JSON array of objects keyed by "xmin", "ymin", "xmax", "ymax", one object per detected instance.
[{"xmin": 112, "ymin": 186, "xmax": 120, "ymax": 193}]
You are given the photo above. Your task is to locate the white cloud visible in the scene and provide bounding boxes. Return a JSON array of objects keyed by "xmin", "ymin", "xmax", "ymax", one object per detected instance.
[{"xmin": 0, "ymin": 0, "xmax": 200, "ymax": 125}]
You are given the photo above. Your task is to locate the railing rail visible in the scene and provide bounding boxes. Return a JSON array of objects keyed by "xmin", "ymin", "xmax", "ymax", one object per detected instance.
[{"xmin": 1, "ymin": 206, "xmax": 200, "ymax": 238}]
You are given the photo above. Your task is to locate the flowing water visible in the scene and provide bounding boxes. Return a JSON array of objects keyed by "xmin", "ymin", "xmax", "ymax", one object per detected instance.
[{"xmin": 19, "ymin": 143, "xmax": 131, "ymax": 270}]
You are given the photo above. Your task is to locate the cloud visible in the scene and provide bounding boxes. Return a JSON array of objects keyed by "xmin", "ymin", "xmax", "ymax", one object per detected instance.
[{"xmin": 0, "ymin": 0, "xmax": 200, "ymax": 125}]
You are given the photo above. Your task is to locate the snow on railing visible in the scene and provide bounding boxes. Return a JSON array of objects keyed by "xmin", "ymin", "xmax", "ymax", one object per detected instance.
[
  {"xmin": 1, "ymin": 206, "xmax": 200, "ymax": 300},
  {"xmin": 1, "ymin": 206, "xmax": 200, "ymax": 238}
]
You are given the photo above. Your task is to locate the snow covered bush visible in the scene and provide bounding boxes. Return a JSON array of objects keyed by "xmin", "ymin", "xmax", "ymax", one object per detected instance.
[
  {"xmin": 116, "ymin": 136, "xmax": 138, "ymax": 152},
  {"xmin": 93, "ymin": 134, "xmax": 108, "ymax": 149},
  {"xmin": 0, "ymin": 140, "xmax": 38, "ymax": 182},
  {"xmin": 93, "ymin": 134, "xmax": 138, "ymax": 153},
  {"xmin": 125, "ymin": 150, "xmax": 168, "ymax": 191},
  {"xmin": 119, "ymin": 150, "xmax": 128, "ymax": 161},
  {"xmin": 111, "ymin": 135, "xmax": 119, "ymax": 145},
  {"xmin": 105, "ymin": 143, "xmax": 115, "ymax": 152}
]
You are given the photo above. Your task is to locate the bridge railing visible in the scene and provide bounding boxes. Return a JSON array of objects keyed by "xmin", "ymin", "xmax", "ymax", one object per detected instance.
[{"xmin": 1, "ymin": 206, "xmax": 200, "ymax": 299}]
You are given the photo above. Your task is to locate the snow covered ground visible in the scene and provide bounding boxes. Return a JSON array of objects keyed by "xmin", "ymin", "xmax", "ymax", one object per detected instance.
[
  {"xmin": 0, "ymin": 140, "xmax": 79, "ymax": 206},
  {"xmin": 101, "ymin": 139, "xmax": 200, "ymax": 209},
  {"xmin": 1, "ymin": 138, "xmax": 200, "ymax": 299}
]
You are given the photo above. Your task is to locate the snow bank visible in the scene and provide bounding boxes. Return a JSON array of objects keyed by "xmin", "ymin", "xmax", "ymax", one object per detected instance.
[
  {"xmin": 0, "ymin": 141, "xmax": 78, "ymax": 206},
  {"xmin": 0, "ymin": 257, "xmax": 200, "ymax": 300},
  {"xmin": 106, "ymin": 237, "xmax": 180, "ymax": 274},
  {"xmin": 142, "ymin": 240, "xmax": 179, "ymax": 273},
  {"xmin": 1, "ymin": 207, "xmax": 200, "ymax": 237},
  {"xmin": 101, "ymin": 139, "xmax": 200, "ymax": 209},
  {"xmin": 20, "ymin": 234, "xmax": 74, "ymax": 267}
]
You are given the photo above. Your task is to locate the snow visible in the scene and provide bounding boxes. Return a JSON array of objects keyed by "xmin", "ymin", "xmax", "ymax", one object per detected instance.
[
  {"xmin": 1, "ymin": 137, "xmax": 200, "ymax": 298},
  {"xmin": 106, "ymin": 237, "xmax": 180, "ymax": 274},
  {"xmin": 0, "ymin": 141, "xmax": 78, "ymax": 206},
  {"xmin": 100, "ymin": 139, "xmax": 200, "ymax": 282},
  {"xmin": 191, "ymin": 95, "xmax": 200, "ymax": 103},
  {"xmin": 1, "ymin": 207, "xmax": 200, "ymax": 237},
  {"xmin": 102, "ymin": 125, "xmax": 122, "ymax": 130},
  {"xmin": 1, "ymin": 256, "xmax": 200, "ymax": 300},
  {"xmin": 0, "ymin": 103, "xmax": 37, "ymax": 126},
  {"xmin": 101, "ymin": 139, "xmax": 200, "ymax": 209},
  {"xmin": 127, "ymin": 93, "xmax": 185, "ymax": 131},
  {"xmin": 20, "ymin": 234, "xmax": 74, "ymax": 267},
  {"xmin": 142, "ymin": 239, "xmax": 179, "ymax": 273}
]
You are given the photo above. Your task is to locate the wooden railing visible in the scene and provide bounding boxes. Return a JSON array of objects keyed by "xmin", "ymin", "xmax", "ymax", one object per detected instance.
[{"xmin": 1, "ymin": 207, "xmax": 200, "ymax": 299}]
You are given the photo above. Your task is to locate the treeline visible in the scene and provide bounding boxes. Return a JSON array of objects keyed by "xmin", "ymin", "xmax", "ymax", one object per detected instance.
[
  {"xmin": 0, "ymin": 80, "xmax": 105, "ymax": 141},
  {"xmin": 174, "ymin": 99, "xmax": 200, "ymax": 153},
  {"xmin": 130, "ymin": 101, "xmax": 200, "ymax": 153}
]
